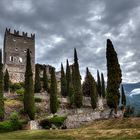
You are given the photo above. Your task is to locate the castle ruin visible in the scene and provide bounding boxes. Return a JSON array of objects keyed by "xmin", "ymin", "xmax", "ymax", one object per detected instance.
[{"xmin": 3, "ymin": 28, "xmax": 35, "ymax": 83}]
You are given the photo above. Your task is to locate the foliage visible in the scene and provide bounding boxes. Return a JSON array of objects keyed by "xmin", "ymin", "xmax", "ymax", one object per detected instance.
[
  {"xmin": 10, "ymin": 82, "xmax": 24, "ymax": 92},
  {"xmin": 24, "ymin": 49, "xmax": 35, "ymax": 120},
  {"xmin": 0, "ymin": 49, "xmax": 4, "ymax": 121},
  {"xmin": 4, "ymin": 69, "xmax": 10, "ymax": 92},
  {"xmin": 16, "ymin": 88, "xmax": 24, "ymax": 95},
  {"xmin": 40, "ymin": 115, "xmax": 66, "ymax": 129},
  {"xmin": 66, "ymin": 59, "xmax": 70, "ymax": 97},
  {"xmin": 35, "ymin": 97, "xmax": 42, "ymax": 102},
  {"xmin": 50, "ymin": 67, "xmax": 58, "ymax": 114},
  {"xmin": 106, "ymin": 39, "xmax": 122, "ymax": 114},
  {"xmin": 0, "ymin": 112, "xmax": 22, "ymax": 132},
  {"xmin": 97, "ymin": 70, "xmax": 102, "ymax": 97},
  {"xmin": 73, "ymin": 48, "xmax": 82, "ymax": 108},
  {"xmin": 86, "ymin": 68, "xmax": 98, "ymax": 109},
  {"xmin": 121, "ymin": 84, "xmax": 126, "ymax": 106},
  {"xmin": 34, "ymin": 64, "xmax": 41, "ymax": 93},
  {"xmin": 61, "ymin": 63, "xmax": 67, "ymax": 97},
  {"xmin": 101, "ymin": 73, "xmax": 106, "ymax": 98},
  {"xmin": 43, "ymin": 66, "xmax": 49, "ymax": 92}
]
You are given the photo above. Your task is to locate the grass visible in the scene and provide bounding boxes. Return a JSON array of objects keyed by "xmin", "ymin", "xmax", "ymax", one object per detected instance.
[{"xmin": 0, "ymin": 118, "xmax": 140, "ymax": 140}]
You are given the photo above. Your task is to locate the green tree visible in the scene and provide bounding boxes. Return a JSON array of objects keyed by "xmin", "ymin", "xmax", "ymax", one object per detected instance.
[
  {"xmin": 106, "ymin": 39, "xmax": 122, "ymax": 114},
  {"xmin": 50, "ymin": 67, "xmax": 58, "ymax": 114},
  {"xmin": 24, "ymin": 49, "xmax": 35, "ymax": 120},
  {"xmin": 101, "ymin": 73, "xmax": 105, "ymax": 98},
  {"xmin": 86, "ymin": 68, "xmax": 98, "ymax": 109},
  {"xmin": 82, "ymin": 68, "xmax": 90, "ymax": 97},
  {"xmin": 73, "ymin": 48, "xmax": 82, "ymax": 108},
  {"xmin": 0, "ymin": 49, "xmax": 4, "ymax": 121},
  {"xmin": 4, "ymin": 69, "xmax": 9, "ymax": 92},
  {"xmin": 61, "ymin": 63, "xmax": 67, "ymax": 97},
  {"xmin": 121, "ymin": 85, "xmax": 126, "ymax": 106},
  {"xmin": 97, "ymin": 70, "xmax": 102, "ymax": 97},
  {"xmin": 34, "ymin": 64, "xmax": 41, "ymax": 93},
  {"xmin": 43, "ymin": 66, "xmax": 48, "ymax": 92},
  {"xmin": 66, "ymin": 59, "xmax": 70, "ymax": 97}
]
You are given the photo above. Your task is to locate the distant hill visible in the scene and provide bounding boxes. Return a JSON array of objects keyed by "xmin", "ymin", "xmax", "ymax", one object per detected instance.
[
  {"xmin": 123, "ymin": 82, "xmax": 140, "ymax": 94},
  {"xmin": 123, "ymin": 82, "xmax": 140, "ymax": 115}
]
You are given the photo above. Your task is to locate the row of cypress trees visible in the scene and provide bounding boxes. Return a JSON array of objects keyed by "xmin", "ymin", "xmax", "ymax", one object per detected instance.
[
  {"xmin": 97, "ymin": 70, "xmax": 106, "ymax": 98},
  {"xmin": 34, "ymin": 64, "xmax": 49, "ymax": 93}
]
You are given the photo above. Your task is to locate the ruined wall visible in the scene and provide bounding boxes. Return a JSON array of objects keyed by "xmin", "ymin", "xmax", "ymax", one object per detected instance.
[{"xmin": 3, "ymin": 28, "xmax": 35, "ymax": 83}]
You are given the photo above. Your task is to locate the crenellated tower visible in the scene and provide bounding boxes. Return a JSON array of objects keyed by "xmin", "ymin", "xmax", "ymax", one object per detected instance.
[{"xmin": 3, "ymin": 28, "xmax": 35, "ymax": 83}]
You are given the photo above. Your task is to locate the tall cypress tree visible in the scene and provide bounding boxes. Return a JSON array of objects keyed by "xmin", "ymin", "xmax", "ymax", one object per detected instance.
[
  {"xmin": 97, "ymin": 70, "xmax": 102, "ymax": 97},
  {"xmin": 4, "ymin": 69, "xmax": 9, "ymax": 92},
  {"xmin": 50, "ymin": 67, "xmax": 58, "ymax": 114},
  {"xmin": 0, "ymin": 49, "xmax": 4, "ymax": 121},
  {"xmin": 86, "ymin": 68, "xmax": 98, "ymax": 109},
  {"xmin": 106, "ymin": 39, "xmax": 122, "ymax": 114},
  {"xmin": 73, "ymin": 48, "xmax": 82, "ymax": 108},
  {"xmin": 101, "ymin": 73, "xmax": 105, "ymax": 98},
  {"xmin": 66, "ymin": 59, "xmax": 70, "ymax": 96},
  {"xmin": 43, "ymin": 66, "xmax": 48, "ymax": 92},
  {"xmin": 24, "ymin": 49, "xmax": 35, "ymax": 120},
  {"xmin": 34, "ymin": 64, "xmax": 41, "ymax": 93},
  {"xmin": 121, "ymin": 85, "xmax": 126, "ymax": 106},
  {"xmin": 82, "ymin": 68, "xmax": 90, "ymax": 97},
  {"xmin": 61, "ymin": 63, "xmax": 67, "ymax": 97}
]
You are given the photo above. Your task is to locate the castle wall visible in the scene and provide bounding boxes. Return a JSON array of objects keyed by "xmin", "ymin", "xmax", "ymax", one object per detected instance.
[{"xmin": 3, "ymin": 28, "xmax": 35, "ymax": 83}]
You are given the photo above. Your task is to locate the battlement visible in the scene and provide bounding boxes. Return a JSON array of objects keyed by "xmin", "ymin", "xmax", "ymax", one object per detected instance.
[{"xmin": 5, "ymin": 28, "xmax": 35, "ymax": 40}]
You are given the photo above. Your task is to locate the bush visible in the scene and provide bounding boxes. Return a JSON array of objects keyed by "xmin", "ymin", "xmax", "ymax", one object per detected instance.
[
  {"xmin": 16, "ymin": 88, "xmax": 24, "ymax": 95},
  {"xmin": 10, "ymin": 83, "xmax": 24, "ymax": 92},
  {"xmin": 40, "ymin": 115, "xmax": 66, "ymax": 129},
  {"xmin": 35, "ymin": 97, "xmax": 42, "ymax": 102}
]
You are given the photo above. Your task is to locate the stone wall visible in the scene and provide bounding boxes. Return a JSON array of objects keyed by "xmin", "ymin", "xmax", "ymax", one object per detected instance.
[{"xmin": 3, "ymin": 28, "xmax": 35, "ymax": 83}]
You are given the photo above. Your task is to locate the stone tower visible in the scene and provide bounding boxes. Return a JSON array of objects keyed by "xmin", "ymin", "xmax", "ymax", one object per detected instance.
[{"xmin": 3, "ymin": 28, "xmax": 35, "ymax": 83}]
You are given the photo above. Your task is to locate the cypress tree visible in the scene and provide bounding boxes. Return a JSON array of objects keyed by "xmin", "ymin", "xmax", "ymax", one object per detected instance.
[
  {"xmin": 43, "ymin": 66, "xmax": 48, "ymax": 92},
  {"xmin": 82, "ymin": 68, "xmax": 90, "ymax": 97},
  {"xmin": 0, "ymin": 49, "xmax": 4, "ymax": 121},
  {"xmin": 121, "ymin": 85, "xmax": 126, "ymax": 106},
  {"xmin": 34, "ymin": 64, "xmax": 41, "ymax": 93},
  {"xmin": 101, "ymin": 73, "xmax": 105, "ymax": 98},
  {"xmin": 106, "ymin": 39, "xmax": 122, "ymax": 114},
  {"xmin": 97, "ymin": 70, "xmax": 102, "ymax": 97},
  {"xmin": 50, "ymin": 67, "xmax": 58, "ymax": 114},
  {"xmin": 66, "ymin": 59, "xmax": 70, "ymax": 96},
  {"xmin": 86, "ymin": 68, "xmax": 98, "ymax": 109},
  {"xmin": 4, "ymin": 69, "xmax": 9, "ymax": 92},
  {"xmin": 24, "ymin": 49, "xmax": 35, "ymax": 120},
  {"xmin": 61, "ymin": 63, "xmax": 67, "ymax": 97},
  {"xmin": 73, "ymin": 48, "xmax": 82, "ymax": 108}
]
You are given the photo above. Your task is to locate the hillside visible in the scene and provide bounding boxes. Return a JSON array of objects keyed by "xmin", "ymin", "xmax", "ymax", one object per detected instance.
[{"xmin": 0, "ymin": 118, "xmax": 140, "ymax": 140}]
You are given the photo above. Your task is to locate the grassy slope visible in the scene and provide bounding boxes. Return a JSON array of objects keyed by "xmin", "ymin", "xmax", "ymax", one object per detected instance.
[{"xmin": 0, "ymin": 118, "xmax": 140, "ymax": 140}]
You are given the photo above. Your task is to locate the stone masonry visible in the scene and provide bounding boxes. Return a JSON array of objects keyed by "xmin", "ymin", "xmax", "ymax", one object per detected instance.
[{"xmin": 3, "ymin": 28, "xmax": 35, "ymax": 83}]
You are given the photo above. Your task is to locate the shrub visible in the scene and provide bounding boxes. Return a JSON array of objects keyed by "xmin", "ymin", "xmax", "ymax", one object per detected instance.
[
  {"xmin": 16, "ymin": 88, "xmax": 24, "ymax": 95},
  {"xmin": 10, "ymin": 83, "xmax": 24, "ymax": 92},
  {"xmin": 40, "ymin": 115, "xmax": 66, "ymax": 129},
  {"xmin": 10, "ymin": 112, "xmax": 22, "ymax": 130}
]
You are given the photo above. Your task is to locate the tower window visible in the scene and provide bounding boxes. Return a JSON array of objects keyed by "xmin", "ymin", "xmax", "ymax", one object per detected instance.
[
  {"xmin": 19, "ymin": 57, "xmax": 23, "ymax": 63},
  {"xmin": 9, "ymin": 56, "xmax": 14, "ymax": 62},
  {"xmin": 15, "ymin": 48, "xmax": 18, "ymax": 51}
]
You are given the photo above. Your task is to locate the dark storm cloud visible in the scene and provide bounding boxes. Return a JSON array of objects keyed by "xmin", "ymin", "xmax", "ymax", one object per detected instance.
[{"xmin": 0, "ymin": 0, "xmax": 140, "ymax": 83}]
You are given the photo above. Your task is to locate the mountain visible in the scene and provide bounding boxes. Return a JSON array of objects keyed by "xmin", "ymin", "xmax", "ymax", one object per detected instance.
[{"xmin": 123, "ymin": 82, "xmax": 140, "ymax": 116}]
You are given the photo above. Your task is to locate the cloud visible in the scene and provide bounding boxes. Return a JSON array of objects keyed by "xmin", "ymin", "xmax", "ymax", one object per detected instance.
[{"xmin": 0, "ymin": 0, "xmax": 140, "ymax": 83}]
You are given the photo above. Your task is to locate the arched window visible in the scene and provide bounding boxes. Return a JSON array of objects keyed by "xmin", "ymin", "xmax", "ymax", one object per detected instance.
[{"xmin": 19, "ymin": 57, "xmax": 23, "ymax": 63}]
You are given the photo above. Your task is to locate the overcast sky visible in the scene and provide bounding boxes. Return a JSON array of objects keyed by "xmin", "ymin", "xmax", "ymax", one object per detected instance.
[{"xmin": 0, "ymin": 0, "xmax": 140, "ymax": 83}]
